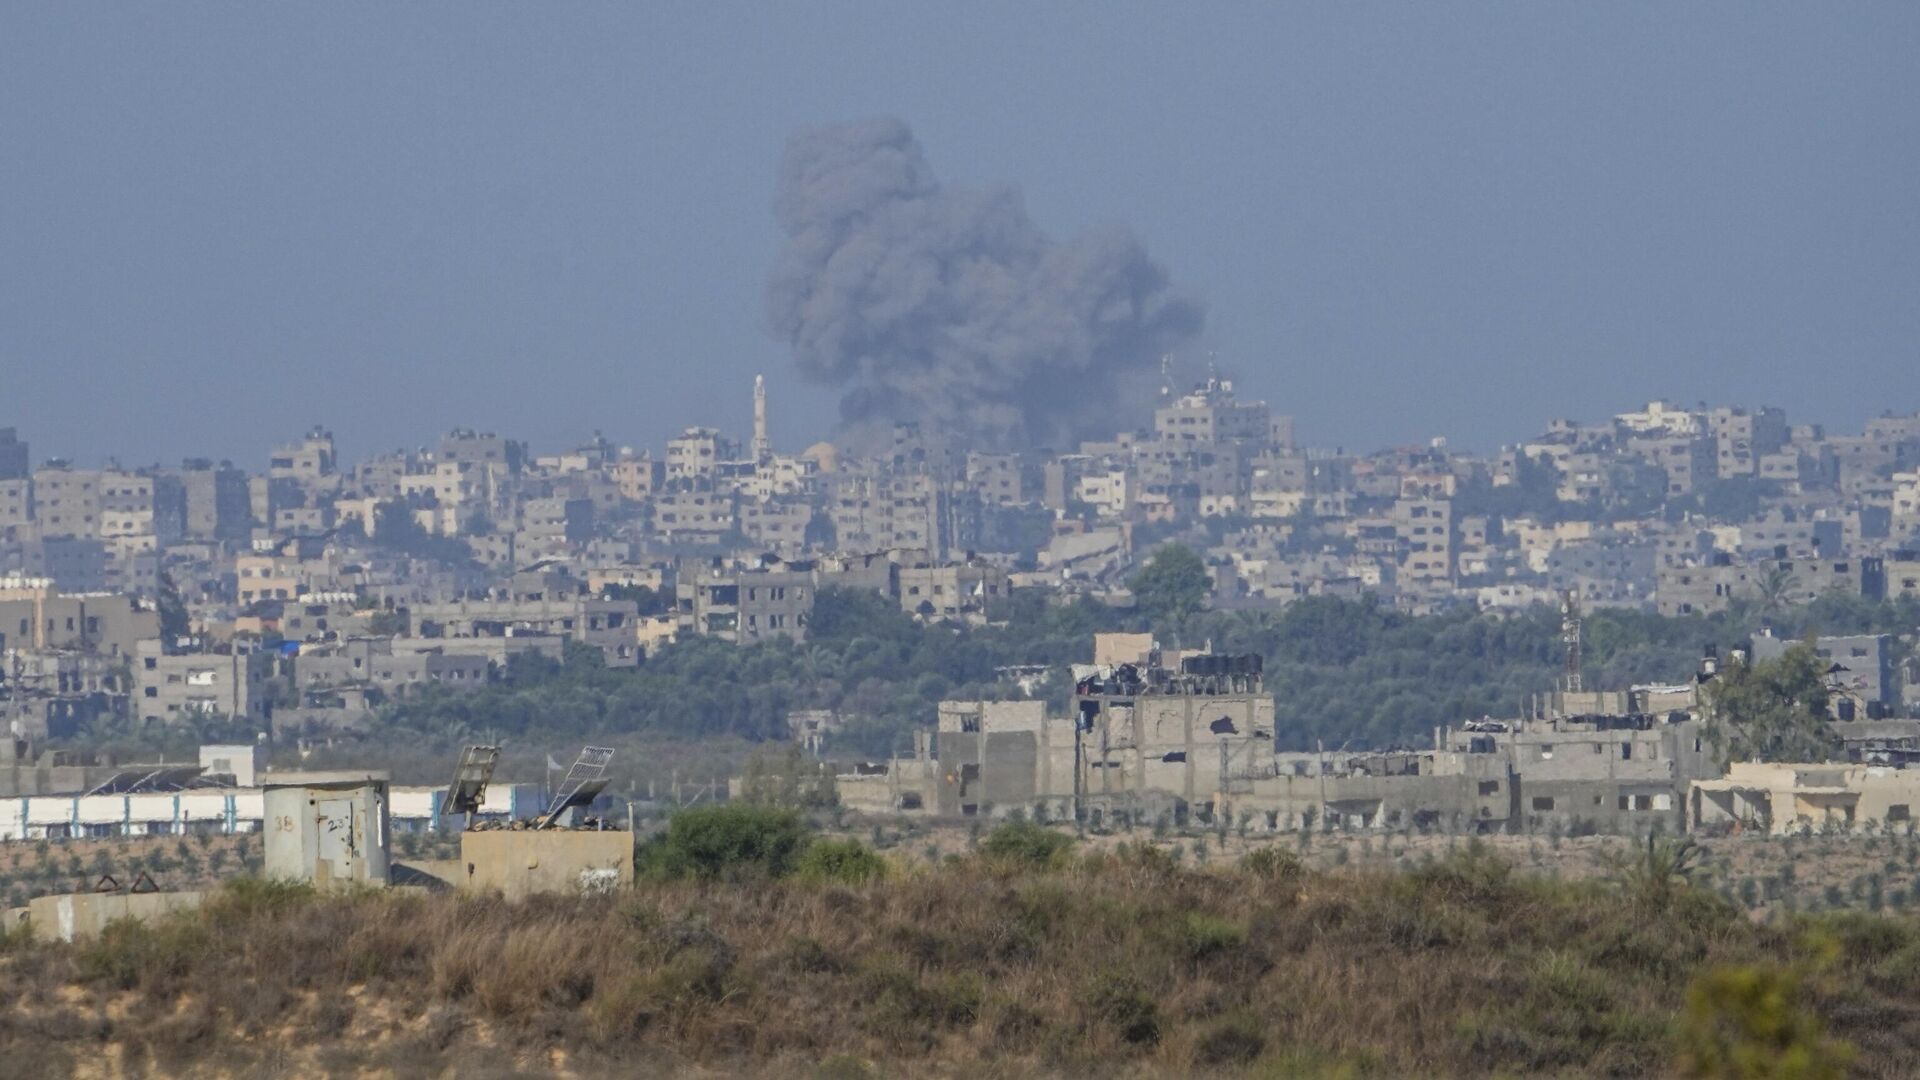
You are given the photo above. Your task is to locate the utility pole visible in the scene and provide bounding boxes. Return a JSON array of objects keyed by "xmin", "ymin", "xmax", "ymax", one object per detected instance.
[{"xmin": 1561, "ymin": 589, "xmax": 1584, "ymax": 696}]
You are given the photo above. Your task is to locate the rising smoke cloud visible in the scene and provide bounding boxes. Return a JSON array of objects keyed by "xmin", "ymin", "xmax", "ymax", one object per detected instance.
[{"xmin": 766, "ymin": 118, "xmax": 1204, "ymax": 451}]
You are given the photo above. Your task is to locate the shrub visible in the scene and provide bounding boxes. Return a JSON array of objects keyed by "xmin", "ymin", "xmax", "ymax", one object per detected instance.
[
  {"xmin": 978, "ymin": 821, "xmax": 1074, "ymax": 868},
  {"xmin": 1177, "ymin": 913, "xmax": 1247, "ymax": 963},
  {"xmin": 203, "ymin": 877, "xmax": 316, "ymax": 924},
  {"xmin": 1241, "ymin": 845, "xmax": 1304, "ymax": 883},
  {"xmin": 76, "ymin": 916, "xmax": 208, "ymax": 991},
  {"xmin": 1677, "ymin": 962, "xmax": 1852, "ymax": 1078},
  {"xmin": 1196, "ymin": 1013, "xmax": 1266, "ymax": 1066},
  {"xmin": 1082, "ymin": 971, "xmax": 1159, "ymax": 1046},
  {"xmin": 639, "ymin": 804, "xmax": 812, "ymax": 882},
  {"xmin": 795, "ymin": 839, "xmax": 888, "ymax": 886}
]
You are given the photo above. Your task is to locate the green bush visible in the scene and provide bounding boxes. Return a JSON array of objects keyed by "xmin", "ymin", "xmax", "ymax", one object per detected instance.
[
  {"xmin": 1082, "ymin": 971, "xmax": 1159, "ymax": 1046},
  {"xmin": 640, "ymin": 804, "xmax": 813, "ymax": 882},
  {"xmin": 978, "ymin": 821, "xmax": 1074, "ymax": 868},
  {"xmin": 1243, "ymin": 845, "xmax": 1305, "ymax": 883},
  {"xmin": 795, "ymin": 839, "xmax": 889, "ymax": 886},
  {"xmin": 1177, "ymin": 913, "xmax": 1247, "ymax": 963},
  {"xmin": 1677, "ymin": 962, "xmax": 1852, "ymax": 1078}
]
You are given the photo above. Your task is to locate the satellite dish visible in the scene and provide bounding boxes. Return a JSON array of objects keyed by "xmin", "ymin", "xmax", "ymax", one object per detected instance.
[{"xmin": 441, "ymin": 745, "xmax": 501, "ymax": 821}]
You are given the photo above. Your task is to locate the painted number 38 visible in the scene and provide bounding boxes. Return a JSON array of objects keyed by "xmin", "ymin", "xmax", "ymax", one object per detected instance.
[{"xmin": 273, "ymin": 816, "xmax": 295, "ymax": 832}]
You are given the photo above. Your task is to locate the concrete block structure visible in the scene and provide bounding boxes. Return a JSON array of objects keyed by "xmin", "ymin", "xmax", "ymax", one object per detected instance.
[
  {"xmin": 459, "ymin": 829, "xmax": 633, "ymax": 899},
  {"xmin": 26, "ymin": 890, "xmax": 205, "ymax": 943},
  {"xmin": 1692, "ymin": 762, "xmax": 1920, "ymax": 835},
  {"xmin": 262, "ymin": 771, "xmax": 391, "ymax": 890}
]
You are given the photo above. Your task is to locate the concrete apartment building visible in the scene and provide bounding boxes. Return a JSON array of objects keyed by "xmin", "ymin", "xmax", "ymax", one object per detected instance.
[
  {"xmin": 739, "ymin": 498, "xmax": 813, "ymax": 553},
  {"xmin": 1223, "ymin": 748, "xmax": 1513, "ymax": 833},
  {"xmin": 293, "ymin": 637, "xmax": 489, "ymax": 702},
  {"xmin": 172, "ymin": 460, "xmax": 253, "ymax": 540},
  {"xmin": 1154, "ymin": 376, "xmax": 1271, "ymax": 446},
  {"xmin": 1392, "ymin": 497, "xmax": 1455, "ymax": 594},
  {"xmin": 436, "ymin": 429, "xmax": 525, "ymax": 476},
  {"xmin": 1751, "ymin": 631, "xmax": 1901, "ymax": 718},
  {"xmin": 665, "ymin": 427, "xmax": 736, "ymax": 484},
  {"xmin": 897, "ymin": 556, "xmax": 1009, "ymax": 624},
  {"xmin": 965, "ymin": 452, "xmax": 1025, "ymax": 506},
  {"xmin": 1626, "ymin": 434, "xmax": 1717, "ymax": 496},
  {"xmin": 411, "ymin": 594, "xmax": 639, "ymax": 667},
  {"xmin": 30, "ymin": 466, "xmax": 101, "ymax": 539},
  {"xmin": 608, "ymin": 453, "xmax": 663, "ymax": 502},
  {"xmin": 0, "ymin": 650, "xmax": 130, "ymax": 739},
  {"xmin": 675, "ymin": 558, "xmax": 814, "ymax": 645},
  {"xmin": 1658, "ymin": 554, "xmax": 1887, "ymax": 616},
  {"xmin": 269, "ymin": 428, "xmax": 338, "ymax": 485},
  {"xmin": 0, "ymin": 429, "xmax": 27, "ymax": 481},
  {"xmin": 1447, "ymin": 715, "xmax": 1718, "ymax": 834},
  {"xmin": 133, "ymin": 641, "xmax": 271, "ymax": 726},
  {"xmin": 1708, "ymin": 406, "xmax": 1788, "ymax": 480},
  {"xmin": 0, "ymin": 478, "xmax": 30, "ymax": 540},
  {"xmin": 826, "ymin": 650, "xmax": 1277, "ymax": 823},
  {"xmin": 653, "ymin": 489, "xmax": 736, "ymax": 544},
  {"xmin": 0, "ymin": 579, "xmax": 157, "ymax": 659}
]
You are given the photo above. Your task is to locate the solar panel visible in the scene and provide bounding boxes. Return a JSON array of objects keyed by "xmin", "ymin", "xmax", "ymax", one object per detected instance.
[
  {"xmin": 537, "ymin": 746, "xmax": 614, "ymax": 829},
  {"xmin": 440, "ymin": 745, "xmax": 502, "ymax": 819},
  {"xmin": 83, "ymin": 766, "xmax": 207, "ymax": 796}
]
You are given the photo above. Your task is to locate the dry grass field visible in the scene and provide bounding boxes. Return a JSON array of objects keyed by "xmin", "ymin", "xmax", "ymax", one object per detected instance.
[{"xmin": 1, "ymin": 816, "xmax": 1914, "ymax": 1078}]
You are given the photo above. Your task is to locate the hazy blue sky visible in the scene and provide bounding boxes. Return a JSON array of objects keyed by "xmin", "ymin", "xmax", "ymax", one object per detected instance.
[{"xmin": 3, "ymin": 4, "xmax": 1916, "ymax": 467}]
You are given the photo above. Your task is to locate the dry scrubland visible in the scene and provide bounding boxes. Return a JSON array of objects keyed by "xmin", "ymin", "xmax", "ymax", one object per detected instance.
[
  {"xmin": 1, "ymin": 823, "xmax": 1916, "ymax": 1079},
  {"xmin": 869, "ymin": 819, "xmax": 1920, "ymax": 920}
]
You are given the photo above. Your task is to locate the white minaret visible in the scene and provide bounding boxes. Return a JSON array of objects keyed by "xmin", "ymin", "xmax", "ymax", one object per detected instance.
[{"xmin": 751, "ymin": 374, "xmax": 771, "ymax": 462}]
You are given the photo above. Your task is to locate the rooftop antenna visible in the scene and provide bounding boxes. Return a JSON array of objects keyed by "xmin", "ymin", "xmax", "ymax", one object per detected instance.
[
  {"xmin": 1159, "ymin": 354, "xmax": 1173, "ymax": 399},
  {"xmin": 1560, "ymin": 589, "xmax": 1583, "ymax": 696},
  {"xmin": 440, "ymin": 744, "xmax": 501, "ymax": 830},
  {"xmin": 538, "ymin": 746, "xmax": 615, "ymax": 829}
]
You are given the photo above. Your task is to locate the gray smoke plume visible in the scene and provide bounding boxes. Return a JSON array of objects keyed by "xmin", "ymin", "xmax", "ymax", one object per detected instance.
[{"xmin": 766, "ymin": 118, "xmax": 1204, "ymax": 451}]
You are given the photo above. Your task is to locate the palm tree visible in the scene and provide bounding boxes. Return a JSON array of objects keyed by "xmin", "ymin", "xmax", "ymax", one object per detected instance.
[{"xmin": 1756, "ymin": 563, "xmax": 1801, "ymax": 615}]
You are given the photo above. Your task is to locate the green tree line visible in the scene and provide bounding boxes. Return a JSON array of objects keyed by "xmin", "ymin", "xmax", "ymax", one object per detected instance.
[{"xmin": 361, "ymin": 575, "xmax": 1915, "ymax": 758}]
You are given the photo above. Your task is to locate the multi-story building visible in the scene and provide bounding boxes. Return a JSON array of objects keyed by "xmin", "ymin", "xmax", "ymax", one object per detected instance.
[
  {"xmin": 1154, "ymin": 376, "xmax": 1270, "ymax": 446},
  {"xmin": 665, "ymin": 427, "xmax": 737, "ymax": 484},
  {"xmin": 167, "ymin": 460, "xmax": 254, "ymax": 541},
  {"xmin": 738, "ymin": 498, "xmax": 813, "ymax": 554},
  {"xmin": 674, "ymin": 558, "xmax": 814, "ymax": 645},
  {"xmin": 1750, "ymin": 631, "xmax": 1901, "ymax": 718},
  {"xmin": 1392, "ymin": 497, "xmax": 1455, "ymax": 593},
  {"xmin": 133, "ymin": 641, "xmax": 272, "ymax": 726},
  {"xmin": 30, "ymin": 465, "xmax": 101, "ymax": 539},
  {"xmin": 966, "ymin": 452, "xmax": 1025, "ymax": 507},
  {"xmin": 1707, "ymin": 406, "xmax": 1788, "ymax": 480},
  {"xmin": 0, "ymin": 429, "xmax": 27, "ymax": 481},
  {"xmin": 0, "ymin": 579, "xmax": 157, "ymax": 658},
  {"xmin": 896, "ymin": 556, "xmax": 1009, "ymax": 624},
  {"xmin": 1657, "ymin": 554, "xmax": 1887, "ymax": 616},
  {"xmin": 269, "ymin": 428, "xmax": 338, "ymax": 485},
  {"xmin": 437, "ymin": 429, "xmax": 525, "ymax": 476}
]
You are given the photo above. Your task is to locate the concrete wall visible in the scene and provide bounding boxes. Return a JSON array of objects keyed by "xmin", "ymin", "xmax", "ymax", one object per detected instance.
[
  {"xmin": 460, "ymin": 830, "xmax": 634, "ymax": 900},
  {"xmin": 26, "ymin": 890, "xmax": 205, "ymax": 943}
]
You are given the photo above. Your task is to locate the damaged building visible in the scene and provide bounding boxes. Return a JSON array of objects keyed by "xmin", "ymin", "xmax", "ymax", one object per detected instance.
[{"xmin": 827, "ymin": 644, "xmax": 1277, "ymax": 823}]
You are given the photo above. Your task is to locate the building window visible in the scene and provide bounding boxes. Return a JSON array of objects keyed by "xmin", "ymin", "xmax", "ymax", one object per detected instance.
[{"xmin": 1531, "ymin": 797, "xmax": 1555, "ymax": 812}]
